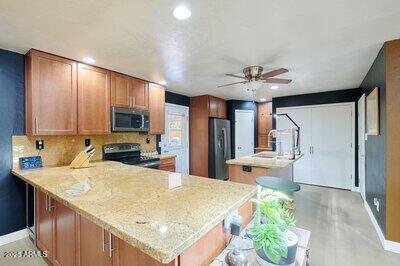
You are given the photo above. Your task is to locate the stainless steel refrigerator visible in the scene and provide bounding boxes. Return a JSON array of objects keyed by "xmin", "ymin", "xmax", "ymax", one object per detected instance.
[{"xmin": 209, "ymin": 118, "xmax": 231, "ymax": 180}]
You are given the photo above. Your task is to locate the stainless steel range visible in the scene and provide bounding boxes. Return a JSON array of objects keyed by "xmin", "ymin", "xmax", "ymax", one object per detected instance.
[{"xmin": 103, "ymin": 143, "xmax": 160, "ymax": 169}]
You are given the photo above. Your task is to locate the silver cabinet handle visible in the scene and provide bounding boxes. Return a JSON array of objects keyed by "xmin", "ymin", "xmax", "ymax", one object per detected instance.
[
  {"xmin": 48, "ymin": 197, "xmax": 54, "ymax": 211},
  {"xmin": 102, "ymin": 229, "xmax": 105, "ymax": 252},
  {"xmin": 45, "ymin": 194, "xmax": 48, "ymax": 211},
  {"xmin": 109, "ymin": 232, "xmax": 114, "ymax": 258},
  {"xmin": 131, "ymin": 96, "xmax": 135, "ymax": 107}
]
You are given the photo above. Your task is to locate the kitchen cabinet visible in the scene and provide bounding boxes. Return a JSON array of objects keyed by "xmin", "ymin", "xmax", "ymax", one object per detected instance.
[
  {"xmin": 25, "ymin": 50, "xmax": 78, "ymax": 135},
  {"xmin": 257, "ymin": 102, "xmax": 272, "ymax": 147},
  {"xmin": 111, "ymin": 72, "xmax": 149, "ymax": 109},
  {"xmin": 78, "ymin": 216, "xmax": 113, "ymax": 266},
  {"xmin": 53, "ymin": 201, "xmax": 78, "ymax": 266},
  {"xmin": 209, "ymin": 96, "xmax": 226, "ymax": 119},
  {"xmin": 35, "ymin": 190, "xmax": 77, "ymax": 265},
  {"xmin": 189, "ymin": 95, "xmax": 227, "ymax": 177},
  {"xmin": 36, "ymin": 190, "xmax": 54, "ymax": 261},
  {"xmin": 159, "ymin": 157, "xmax": 176, "ymax": 172},
  {"xmin": 148, "ymin": 83, "xmax": 165, "ymax": 134},
  {"xmin": 78, "ymin": 63, "xmax": 111, "ymax": 135},
  {"xmin": 258, "ymin": 102, "xmax": 272, "ymax": 135}
]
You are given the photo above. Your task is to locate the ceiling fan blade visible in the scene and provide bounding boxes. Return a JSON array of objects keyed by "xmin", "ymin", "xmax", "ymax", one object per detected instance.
[
  {"xmin": 225, "ymin": 74, "xmax": 247, "ymax": 80},
  {"xmin": 217, "ymin": 81, "xmax": 247, "ymax": 88},
  {"xmin": 260, "ymin": 68, "xmax": 289, "ymax": 79},
  {"xmin": 262, "ymin": 78, "xmax": 292, "ymax": 84}
]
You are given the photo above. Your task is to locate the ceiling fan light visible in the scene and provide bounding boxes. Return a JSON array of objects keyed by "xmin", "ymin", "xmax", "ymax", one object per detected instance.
[{"xmin": 247, "ymin": 80, "xmax": 263, "ymax": 91}]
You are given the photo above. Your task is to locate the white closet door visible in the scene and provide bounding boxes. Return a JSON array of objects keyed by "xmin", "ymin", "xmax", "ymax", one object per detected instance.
[
  {"xmin": 277, "ymin": 108, "xmax": 312, "ymax": 183},
  {"xmin": 311, "ymin": 105, "xmax": 352, "ymax": 189}
]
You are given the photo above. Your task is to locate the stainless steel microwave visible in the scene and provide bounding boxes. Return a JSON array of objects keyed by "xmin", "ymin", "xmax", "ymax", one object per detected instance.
[{"xmin": 111, "ymin": 107, "xmax": 150, "ymax": 132}]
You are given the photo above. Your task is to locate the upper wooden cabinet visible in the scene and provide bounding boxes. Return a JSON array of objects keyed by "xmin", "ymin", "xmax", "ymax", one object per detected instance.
[
  {"xmin": 25, "ymin": 50, "xmax": 78, "ymax": 135},
  {"xmin": 258, "ymin": 102, "xmax": 272, "ymax": 134},
  {"xmin": 208, "ymin": 96, "xmax": 226, "ymax": 119},
  {"xmin": 111, "ymin": 72, "xmax": 149, "ymax": 110},
  {"xmin": 148, "ymin": 83, "xmax": 165, "ymax": 134},
  {"xmin": 78, "ymin": 63, "xmax": 111, "ymax": 135}
]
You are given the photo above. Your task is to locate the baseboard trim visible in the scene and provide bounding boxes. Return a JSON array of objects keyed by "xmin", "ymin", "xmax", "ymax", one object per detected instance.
[
  {"xmin": 0, "ymin": 229, "xmax": 28, "ymax": 246},
  {"xmin": 363, "ymin": 200, "xmax": 400, "ymax": 253}
]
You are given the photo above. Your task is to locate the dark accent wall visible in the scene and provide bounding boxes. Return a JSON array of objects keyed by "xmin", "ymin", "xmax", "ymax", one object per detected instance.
[
  {"xmin": 226, "ymin": 100, "xmax": 258, "ymax": 158},
  {"xmin": 156, "ymin": 90, "xmax": 190, "ymax": 153},
  {"xmin": 272, "ymin": 88, "xmax": 362, "ymax": 187},
  {"xmin": 0, "ymin": 49, "xmax": 26, "ymax": 236},
  {"xmin": 359, "ymin": 45, "xmax": 386, "ymax": 234}
]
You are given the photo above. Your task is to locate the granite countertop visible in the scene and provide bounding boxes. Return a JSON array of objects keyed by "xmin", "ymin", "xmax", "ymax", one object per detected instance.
[
  {"xmin": 12, "ymin": 161, "xmax": 256, "ymax": 264},
  {"xmin": 226, "ymin": 151, "xmax": 303, "ymax": 169},
  {"xmin": 151, "ymin": 154, "xmax": 177, "ymax": 160}
]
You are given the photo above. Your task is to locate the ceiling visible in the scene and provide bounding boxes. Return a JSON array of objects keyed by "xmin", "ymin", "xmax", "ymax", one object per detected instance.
[{"xmin": 1, "ymin": 0, "xmax": 399, "ymax": 101}]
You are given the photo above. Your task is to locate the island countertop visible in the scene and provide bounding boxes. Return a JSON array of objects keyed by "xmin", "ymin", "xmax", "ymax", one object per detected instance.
[
  {"xmin": 12, "ymin": 161, "xmax": 256, "ymax": 264},
  {"xmin": 226, "ymin": 151, "xmax": 303, "ymax": 169}
]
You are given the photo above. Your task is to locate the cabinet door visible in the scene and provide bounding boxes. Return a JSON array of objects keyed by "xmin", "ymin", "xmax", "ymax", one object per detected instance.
[
  {"xmin": 26, "ymin": 50, "xmax": 77, "ymax": 135},
  {"xmin": 258, "ymin": 134, "xmax": 268, "ymax": 148},
  {"xmin": 159, "ymin": 157, "xmax": 176, "ymax": 172},
  {"xmin": 36, "ymin": 190, "xmax": 53, "ymax": 261},
  {"xmin": 130, "ymin": 78, "xmax": 149, "ymax": 110},
  {"xmin": 112, "ymin": 236, "xmax": 177, "ymax": 266},
  {"xmin": 53, "ymin": 201, "xmax": 77, "ymax": 266},
  {"xmin": 111, "ymin": 72, "xmax": 131, "ymax": 108},
  {"xmin": 149, "ymin": 84, "xmax": 165, "ymax": 134},
  {"xmin": 78, "ymin": 216, "xmax": 112, "ymax": 266},
  {"xmin": 78, "ymin": 63, "xmax": 111, "ymax": 135},
  {"xmin": 217, "ymin": 98, "xmax": 227, "ymax": 119},
  {"xmin": 209, "ymin": 96, "xmax": 218, "ymax": 118},
  {"xmin": 258, "ymin": 102, "xmax": 272, "ymax": 134}
]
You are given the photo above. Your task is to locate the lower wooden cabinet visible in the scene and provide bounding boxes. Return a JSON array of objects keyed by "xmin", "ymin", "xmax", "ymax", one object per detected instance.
[
  {"xmin": 36, "ymin": 190, "xmax": 54, "ymax": 261},
  {"xmin": 78, "ymin": 216, "xmax": 113, "ymax": 266},
  {"xmin": 53, "ymin": 201, "xmax": 78, "ymax": 266},
  {"xmin": 35, "ymin": 190, "xmax": 77, "ymax": 265},
  {"xmin": 159, "ymin": 157, "xmax": 176, "ymax": 172}
]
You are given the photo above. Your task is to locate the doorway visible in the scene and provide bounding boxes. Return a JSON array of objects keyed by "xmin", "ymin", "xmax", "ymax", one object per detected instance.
[
  {"xmin": 234, "ymin": 109, "xmax": 254, "ymax": 157},
  {"xmin": 358, "ymin": 94, "xmax": 366, "ymax": 200},
  {"xmin": 160, "ymin": 103, "xmax": 189, "ymax": 174}
]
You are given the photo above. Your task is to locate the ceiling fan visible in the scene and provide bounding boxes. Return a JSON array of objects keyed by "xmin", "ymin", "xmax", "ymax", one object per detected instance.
[{"xmin": 218, "ymin": 66, "xmax": 292, "ymax": 91}]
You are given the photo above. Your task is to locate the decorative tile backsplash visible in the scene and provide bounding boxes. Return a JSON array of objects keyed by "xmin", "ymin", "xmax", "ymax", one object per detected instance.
[{"xmin": 12, "ymin": 133, "xmax": 156, "ymax": 168}]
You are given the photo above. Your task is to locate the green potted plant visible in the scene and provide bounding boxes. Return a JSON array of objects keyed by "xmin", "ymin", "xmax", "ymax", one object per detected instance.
[{"xmin": 251, "ymin": 199, "xmax": 298, "ymax": 266}]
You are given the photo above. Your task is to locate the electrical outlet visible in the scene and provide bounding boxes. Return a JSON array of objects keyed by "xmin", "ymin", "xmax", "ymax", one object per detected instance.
[
  {"xmin": 224, "ymin": 209, "xmax": 239, "ymax": 230},
  {"xmin": 36, "ymin": 140, "xmax": 44, "ymax": 150},
  {"xmin": 84, "ymin": 139, "xmax": 91, "ymax": 147},
  {"xmin": 374, "ymin": 198, "xmax": 380, "ymax": 212},
  {"xmin": 146, "ymin": 137, "xmax": 150, "ymax": 144}
]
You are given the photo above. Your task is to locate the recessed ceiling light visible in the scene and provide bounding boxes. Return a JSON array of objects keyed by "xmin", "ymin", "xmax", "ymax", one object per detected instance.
[
  {"xmin": 158, "ymin": 80, "xmax": 167, "ymax": 85},
  {"xmin": 259, "ymin": 98, "xmax": 267, "ymax": 102},
  {"xmin": 82, "ymin": 57, "xmax": 95, "ymax": 64},
  {"xmin": 270, "ymin": 85, "xmax": 279, "ymax": 90},
  {"xmin": 173, "ymin": 6, "xmax": 191, "ymax": 20}
]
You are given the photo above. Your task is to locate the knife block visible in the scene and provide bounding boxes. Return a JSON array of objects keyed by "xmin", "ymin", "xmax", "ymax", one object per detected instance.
[{"xmin": 70, "ymin": 150, "xmax": 94, "ymax": 169}]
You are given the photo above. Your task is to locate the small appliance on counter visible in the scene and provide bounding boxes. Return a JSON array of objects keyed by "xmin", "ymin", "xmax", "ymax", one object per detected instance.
[
  {"xmin": 103, "ymin": 143, "xmax": 160, "ymax": 169},
  {"xmin": 111, "ymin": 107, "xmax": 150, "ymax": 132}
]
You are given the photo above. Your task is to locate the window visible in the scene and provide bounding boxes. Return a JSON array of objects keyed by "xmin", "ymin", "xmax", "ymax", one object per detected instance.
[{"xmin": 168, "ymin": 114, "xmax": 183, "ymax": 146}]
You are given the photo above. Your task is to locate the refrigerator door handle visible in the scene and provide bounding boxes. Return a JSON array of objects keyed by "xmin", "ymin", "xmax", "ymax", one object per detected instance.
[{"xmin": 222, "ymin": 128, "xmax": 227, "ymax": 159}]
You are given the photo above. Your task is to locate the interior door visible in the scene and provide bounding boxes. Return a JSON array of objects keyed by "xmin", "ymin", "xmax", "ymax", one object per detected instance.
[
  {"xmin": 277, "ymin": 107, "xmax": 312, "ymax": 184},
  {"xmin": 358, "ymin": 94, "xmax": 366, "ymax": 200},
  {"xmin": 235, "ymin": 110, "xmax": 254, "ymax": 157},
  {"xmin": 161, "ymin": 104, "xmax": 189, "ymax": 174},
  {"xmin": 311, "ymin": 104, "xmax": 353, "ymax": 189}
]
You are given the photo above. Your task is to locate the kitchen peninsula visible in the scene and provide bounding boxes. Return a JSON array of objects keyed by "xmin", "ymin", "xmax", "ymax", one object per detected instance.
[
  {"xmin": 12, "ymin": 161, "xmax": 256, "ymax": 265},
  {"xmin": 226, "ymin": 151, "xmax": 302, "ymax": 185}
]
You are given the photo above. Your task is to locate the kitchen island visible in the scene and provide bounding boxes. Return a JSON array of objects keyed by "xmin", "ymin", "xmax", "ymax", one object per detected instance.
[
  {"xmin": 12, "ymin": 161, "xmax": 256, "ymax": 265},
  {"xmin": 226, "ymin": 151, "xmax": 302, "ymax": 185}
]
